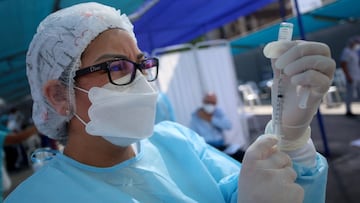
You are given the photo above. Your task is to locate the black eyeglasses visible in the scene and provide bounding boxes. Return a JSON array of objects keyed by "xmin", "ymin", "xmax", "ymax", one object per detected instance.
[{"xmin": 74, "ymin": 57, "xmax": 159, "ymax": 86}]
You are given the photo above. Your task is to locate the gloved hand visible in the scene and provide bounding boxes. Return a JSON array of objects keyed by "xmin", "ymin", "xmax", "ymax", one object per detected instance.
[
  {"xmin": 238, "ymin": 134, "xmax": 304, "ymax": 203},
  {"xmin": 263, "ymin": 40, "xmax": 335, "ymax": 151}
]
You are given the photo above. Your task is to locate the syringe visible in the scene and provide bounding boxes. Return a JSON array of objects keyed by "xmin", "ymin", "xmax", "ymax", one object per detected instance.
[
  {"xmin": 274, "ymin": 22, "xmax": 293, "ymax": 136},
  {"xmin": 278, "ymin": 23, "xmax": 310, "ymax": 110}
]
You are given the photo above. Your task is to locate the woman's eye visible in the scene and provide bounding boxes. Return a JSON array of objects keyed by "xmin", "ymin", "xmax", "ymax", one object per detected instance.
[{"xmin": 110, "ymin": 65, "xmax": 124, "ymax": 71}]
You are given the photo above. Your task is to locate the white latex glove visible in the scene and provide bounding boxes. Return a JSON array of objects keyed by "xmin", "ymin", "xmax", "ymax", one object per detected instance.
[
  {"xmin": 238, "ymin": 134, "xmax": 304, "ymax": 203},
  {"xmin": 263, "ymin": 40, "xmax": 335, "ymax": 151}
]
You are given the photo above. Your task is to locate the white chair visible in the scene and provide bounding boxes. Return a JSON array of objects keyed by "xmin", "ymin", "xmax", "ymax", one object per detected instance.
[
  {"xmin": 323, "ymin": 86, "xmax": 342, "ymax": 108},
  {"xmin": 333, "ymin": 68, "xmax": 346, "ymax": 94},
  {"xmin": 238, "ymin": 83, "xmax": 261, "ymax": 108}
]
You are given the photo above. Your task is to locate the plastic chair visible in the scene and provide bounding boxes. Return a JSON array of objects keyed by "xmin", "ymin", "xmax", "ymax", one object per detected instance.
[
  {"xmin": 238, "ymin": 83, "xmax": 261, "ymax": 108},
  {"xmin": 323, "ymin": 86, "xmax": 342, "ymax": 108}
]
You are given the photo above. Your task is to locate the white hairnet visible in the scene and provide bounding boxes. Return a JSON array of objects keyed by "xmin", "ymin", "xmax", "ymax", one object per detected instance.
[{"xmin": 26, "ymin": 2, "xmax": 136, "ymax": 143}]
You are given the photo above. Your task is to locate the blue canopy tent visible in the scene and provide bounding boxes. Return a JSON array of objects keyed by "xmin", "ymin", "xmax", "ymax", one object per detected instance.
[
  {"xmin": 231, "ymin": 0, "xmax": 360, "ymax": 54},
  {"xmin": 133, "ymin": 0, "xmax": 276, "ymax": 53},
  {"xmin": 0, "ymin": 0, "xmax": 355, "ymax": 155},
  {"xmin": 0, "ymin": 0, "xmax": 145, "ymax": 107},
  {"xmin": 2, "ymin": 0, "xmax": 356, "ymax": 114},
  {"xmin": 0, "ymin": 0, "xmax": 276, "ymax": 107}
]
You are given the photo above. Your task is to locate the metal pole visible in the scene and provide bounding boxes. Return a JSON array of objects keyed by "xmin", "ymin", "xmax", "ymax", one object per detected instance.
[
  {"xmin": 293, "ymin": 0, "xmax": 330, "ymax": 157},
  {"xmin": 278, "ymin": 0, "xmax": 287, "ymax": 22}
]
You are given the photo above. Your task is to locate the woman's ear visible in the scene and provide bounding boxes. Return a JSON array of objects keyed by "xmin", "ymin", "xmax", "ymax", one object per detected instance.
[{"xmin": 43, "ymin": 80, "xmax": 69, "ymax": 116}]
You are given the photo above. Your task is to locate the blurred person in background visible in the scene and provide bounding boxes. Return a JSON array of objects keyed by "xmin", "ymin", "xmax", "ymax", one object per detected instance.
[
  {"xmin": 190, "ymin": 92, "xmax": 245, "ymax": 161},
  {"xmin": 5, "ymin": 108, "xmax": 27, "ymax": 170},
  {"xmin": 1, "ymin": 125, "xmax": 37, "ymax": 201},
  {"xmin": 340, "ymin": 36, "xmax": 360, "ymax": 117}
]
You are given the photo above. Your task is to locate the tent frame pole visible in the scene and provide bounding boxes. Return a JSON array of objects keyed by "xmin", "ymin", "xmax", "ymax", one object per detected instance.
[{"xmin": 278, "ymin": 0, "xmax": 331, "ymax": 157}]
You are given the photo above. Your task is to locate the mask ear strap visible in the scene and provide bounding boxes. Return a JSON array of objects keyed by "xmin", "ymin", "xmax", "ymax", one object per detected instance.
[
  {"xmin": 72, "ymin": 86, "xmax": 90, "ymax": 126},
  {"xmin": 74, "ymin": 114, "xmax": 87, "ymax": 126},
  {"xmin": 74, "ymin": 86, "xmax": 89, "ymax": 94}
]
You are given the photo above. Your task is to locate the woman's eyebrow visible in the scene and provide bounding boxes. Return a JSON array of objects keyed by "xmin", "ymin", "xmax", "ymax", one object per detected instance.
[
  {"xmin": 94, "ymin": 53, "xmax": 145, "ymax": 63},
  {"xmin": 137, "ymin": 53, "xmax": 145, "ymax": 60},
  {"xmin": 94, "ymin": 54, "xmax": 128, "ymax": 63}
]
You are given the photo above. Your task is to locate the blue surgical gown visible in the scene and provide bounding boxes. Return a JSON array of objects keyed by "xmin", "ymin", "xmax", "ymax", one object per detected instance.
[
  {"xmin": 189, "ymin": 108, "xmax": 232, "ymax": 147},
  {"xmin": 5, "ymin": 121, "xmax": 328, "ymax": 203},
  {"xmin": 155, "ymin": 92, "xmax": 176, "ymax": 124}
]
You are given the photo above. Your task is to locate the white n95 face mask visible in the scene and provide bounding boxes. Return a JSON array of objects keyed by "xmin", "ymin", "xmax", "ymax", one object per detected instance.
[
  {"xmin": 75, "ymin": 73, "xmax": 159, "ymax": 147},
  {"xmin": 354, "ymin": 44, "xmax": 360, "ymax": 51},
  {"xmin": 203, "ymin": 104, "xmax": 215, "ymax": 114}
]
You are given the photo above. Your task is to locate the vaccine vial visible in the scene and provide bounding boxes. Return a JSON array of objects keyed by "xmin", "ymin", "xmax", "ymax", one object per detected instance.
[{"xmin": 278, "ymin": 22, "xmax": 293, "ymax": 41}]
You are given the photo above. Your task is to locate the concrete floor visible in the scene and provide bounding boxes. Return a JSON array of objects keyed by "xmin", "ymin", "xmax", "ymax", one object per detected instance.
[{"xmin": 3, "ymin": 102, "xmax": 360, "ymax": 202}]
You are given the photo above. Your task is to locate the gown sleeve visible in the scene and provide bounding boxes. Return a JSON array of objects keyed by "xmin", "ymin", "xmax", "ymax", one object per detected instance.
[{"xmin": 163, "ymin": 121, "xmax": 241, "ymax": 203}]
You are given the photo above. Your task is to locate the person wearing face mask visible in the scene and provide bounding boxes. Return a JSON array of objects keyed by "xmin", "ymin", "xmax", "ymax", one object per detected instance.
[
  {"xmin": 189, "ymin": 94, "xmax": 233, "ymax": 146},
  {"xmin": 0, "ymin": 125, "xmax": 38, "ymax": 201},
  {"xmin": 189, "ymin": 93, "xmax": 245, "ymax": 161},
  {"xmin": 340, "ymin": 36, "xmax": 360, "ymax": 117},
  {"xmin": 5, "ymin": 3, "xmax": 334, "ymax": 203}
]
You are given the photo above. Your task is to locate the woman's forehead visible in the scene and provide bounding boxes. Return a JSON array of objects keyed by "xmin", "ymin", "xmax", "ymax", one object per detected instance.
[{"xmin": 81, "ymin": 29, "xmax": 140, "ymax": 66}]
